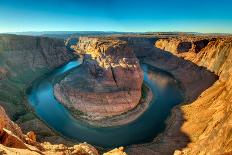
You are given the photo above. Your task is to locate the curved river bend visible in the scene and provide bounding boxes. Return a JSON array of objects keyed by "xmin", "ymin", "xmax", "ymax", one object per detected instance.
[{"xmin": 27, "ymin": 60, "xmax": 183, "ymax": 148}]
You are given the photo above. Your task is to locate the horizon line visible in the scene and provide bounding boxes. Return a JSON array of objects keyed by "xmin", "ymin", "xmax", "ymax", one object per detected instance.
[{"xmin": 1, "ymin": 30, "xmax": 232, "ymax": 35}]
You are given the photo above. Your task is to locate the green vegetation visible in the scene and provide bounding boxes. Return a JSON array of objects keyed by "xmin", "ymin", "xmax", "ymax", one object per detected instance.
[
  {"xmin": 141, "ymin": 83, "xmax": 149, "ymax": 101},
  {"xmin": 37, "ymin": 131, "xmax": 53, "ymax": 137},
  {"xmin": 17, "ymin": 112, "xmax": 36, "ymax": 123},
  {"xmin": 71, "ymin": 108, "xmax": 85, "ymax": 116}
]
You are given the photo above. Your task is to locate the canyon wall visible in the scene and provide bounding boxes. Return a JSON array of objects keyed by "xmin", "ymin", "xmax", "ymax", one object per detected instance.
[
  {"xmin": 127, "ymin": 36, "xmax": 232, "ymax": 155},
  {"xmin": 0, "ymin": 34, "xmax": 75, "ymax": 119},
  {"xmin": 0, "ymin": 34, "xmax": 87, "ymax": 153},
  {"xmin": 155, "ymin": 37, "xmax": 232, "ymax": 155},
  {"xmin": 54, "ymin": 37, "xmax": 143, "ymax": 118},
  {"xmin": 119, "ymin": 36, "xmax": 218, "ymax": 102}
]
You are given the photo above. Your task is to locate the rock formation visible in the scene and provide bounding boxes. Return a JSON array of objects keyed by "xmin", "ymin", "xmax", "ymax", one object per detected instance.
[
  {"xmin": 126, "ymin": 36, "xmax": 232, "ymax": 155},
  {"xmin": 54, "ymin": 37, "xmax": 143, "ymax": 118},
  {"xmin": 156, "ymin": 37, "xmax": 232, "ymax": 155},
  {"xmin": 103, "ymin": 147, "xmax": 127, "ymax": 155}
]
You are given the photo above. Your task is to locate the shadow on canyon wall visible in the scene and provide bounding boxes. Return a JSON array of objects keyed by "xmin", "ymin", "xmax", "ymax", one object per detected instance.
[{"xmin": 123, "ymin": 37, "xmax": 218, "ymax": 155}]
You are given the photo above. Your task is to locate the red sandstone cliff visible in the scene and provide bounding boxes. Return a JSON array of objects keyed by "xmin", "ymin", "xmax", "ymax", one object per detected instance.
[
  {"xmin": 127, "ymin": 36, "xmax": 232, "ymax": 155},
  {"xmin": 156, "ymin": 37, "xmax": 232, "ymax": 155},
  {"xmin": 54, "ymin": 37, "xmax": 143, "ymax": 118}
]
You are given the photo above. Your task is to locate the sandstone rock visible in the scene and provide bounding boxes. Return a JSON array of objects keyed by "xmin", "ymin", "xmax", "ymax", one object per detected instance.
[
  {"xmin": 0, "ymin": 128, "xmax": 28, "ymax": 149},
  {"xmin": 127, "ymin": 36, "xmax": 232, "ymax": 155},
  {"xmin": 72, "ymin": 143, "xmax": 99, "ymax": 155},
  {"xmin": 27, "ymin": 131, "xmax": 36, "ymax": 142},
  {"xmin": 0, "ymin": 106, "xmax": 23, "ymax": 140},
  {"xmin": 54, "ymin": 37, "xmax": 143, "ymax": 118},
  {"xmin": 103, "ymin": 147, "xmax": 127, "ymax": 155}
]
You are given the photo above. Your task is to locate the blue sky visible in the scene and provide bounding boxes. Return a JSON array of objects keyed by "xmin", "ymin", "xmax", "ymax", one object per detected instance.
[{"xmin": 0, "ymin": 0, "xmax": 232, "ymax": 33}]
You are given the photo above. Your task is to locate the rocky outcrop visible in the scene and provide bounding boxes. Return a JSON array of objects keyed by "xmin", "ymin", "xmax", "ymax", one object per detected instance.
[
  {"xmin": 155, "ymin": 37, "xmax": 211, "ymax": 54},
  {"xmin": 54, "ymin": 37, "xmax": 143, "ymax": 118},
  {"xmin": 103, "ymin": 147, "xmax": 127, "ymax": 155},
  {"xmin": 0, "ymin": 106, "xmax": 23, "ymax": 135}
]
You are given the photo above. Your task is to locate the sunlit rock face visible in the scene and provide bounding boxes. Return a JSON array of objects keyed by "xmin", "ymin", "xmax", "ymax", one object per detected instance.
[
  {"xmin": 155, "ymin": 37, "xmax": 232, "ymax": 154},
  {"xmin": 54, "ymin": 37, "xmax": 143, "ymax": 118},
  {"xmin": 127, "ymin": 36, "xmax": 232, "ymax": 155},
  {"xmin": 0, "ymin": 106, "xmax": 24, "ymax": 140}
]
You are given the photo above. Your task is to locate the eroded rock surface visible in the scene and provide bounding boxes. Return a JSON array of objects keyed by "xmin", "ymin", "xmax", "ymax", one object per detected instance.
[
  {"xmin": 127, "ymin": 36, "xmax": 232, "ymax": 155},
  {"xmin": 0, "ymin": 34, "xmax": 75, "ymax": 119},
  {"xmin": 54, "ymin": 37, "xmax": 143, "ymax": 118},
  {"xmin": 0, "ymin": 105, "xmax": 103, "ymax": 155},
  {"xmin": 157, "ymin": 37, "xmax": 232, "ymax": 155}
]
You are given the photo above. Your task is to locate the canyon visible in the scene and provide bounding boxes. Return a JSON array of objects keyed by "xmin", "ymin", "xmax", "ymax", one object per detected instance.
[{"xmin": 0, "ymin": 33, "xmax": 231, "ymax": 155}]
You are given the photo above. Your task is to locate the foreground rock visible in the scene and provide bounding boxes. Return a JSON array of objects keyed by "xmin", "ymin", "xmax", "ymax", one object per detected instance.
[
  {"xmin": 54, "ymin": 37, "xmax": 143, "ymax": 118},
  {"xmin": 0, "ymin": 105, "xmax": 97, "ymax": 154},
  {"xmin": 103, "ymin": 147, "xmax": 127, "ymax": 155},
  {"xmin": 0, "ymin": 105, "xmax": 129, "ymax": 155}
]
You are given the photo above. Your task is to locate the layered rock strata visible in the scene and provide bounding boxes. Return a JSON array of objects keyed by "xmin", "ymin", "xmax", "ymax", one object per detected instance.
[
  {"xmin": 0, "ymin": 34, "xmax": 75, "ymax": 119},
  {"xmin": 126, "ymin": 36, "xmax": 232, "ymax": 155},
  {"xmin": 54, "ymin": 37, "xmax": 143, "ymax": 118},
  {"xmin": 155, "ymin": 37, "xmax": 232, "ymax": 155}
]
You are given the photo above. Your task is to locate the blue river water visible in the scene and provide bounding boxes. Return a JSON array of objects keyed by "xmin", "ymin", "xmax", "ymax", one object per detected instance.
[{"xmin": 27, "ymin": 60, "xmax": 183, "ymax": 148}]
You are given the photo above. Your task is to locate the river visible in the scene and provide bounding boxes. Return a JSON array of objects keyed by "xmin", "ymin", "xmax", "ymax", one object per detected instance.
[{"xmin": 27, "ymin": 59, "xmax": 183, "ymax": 148}]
